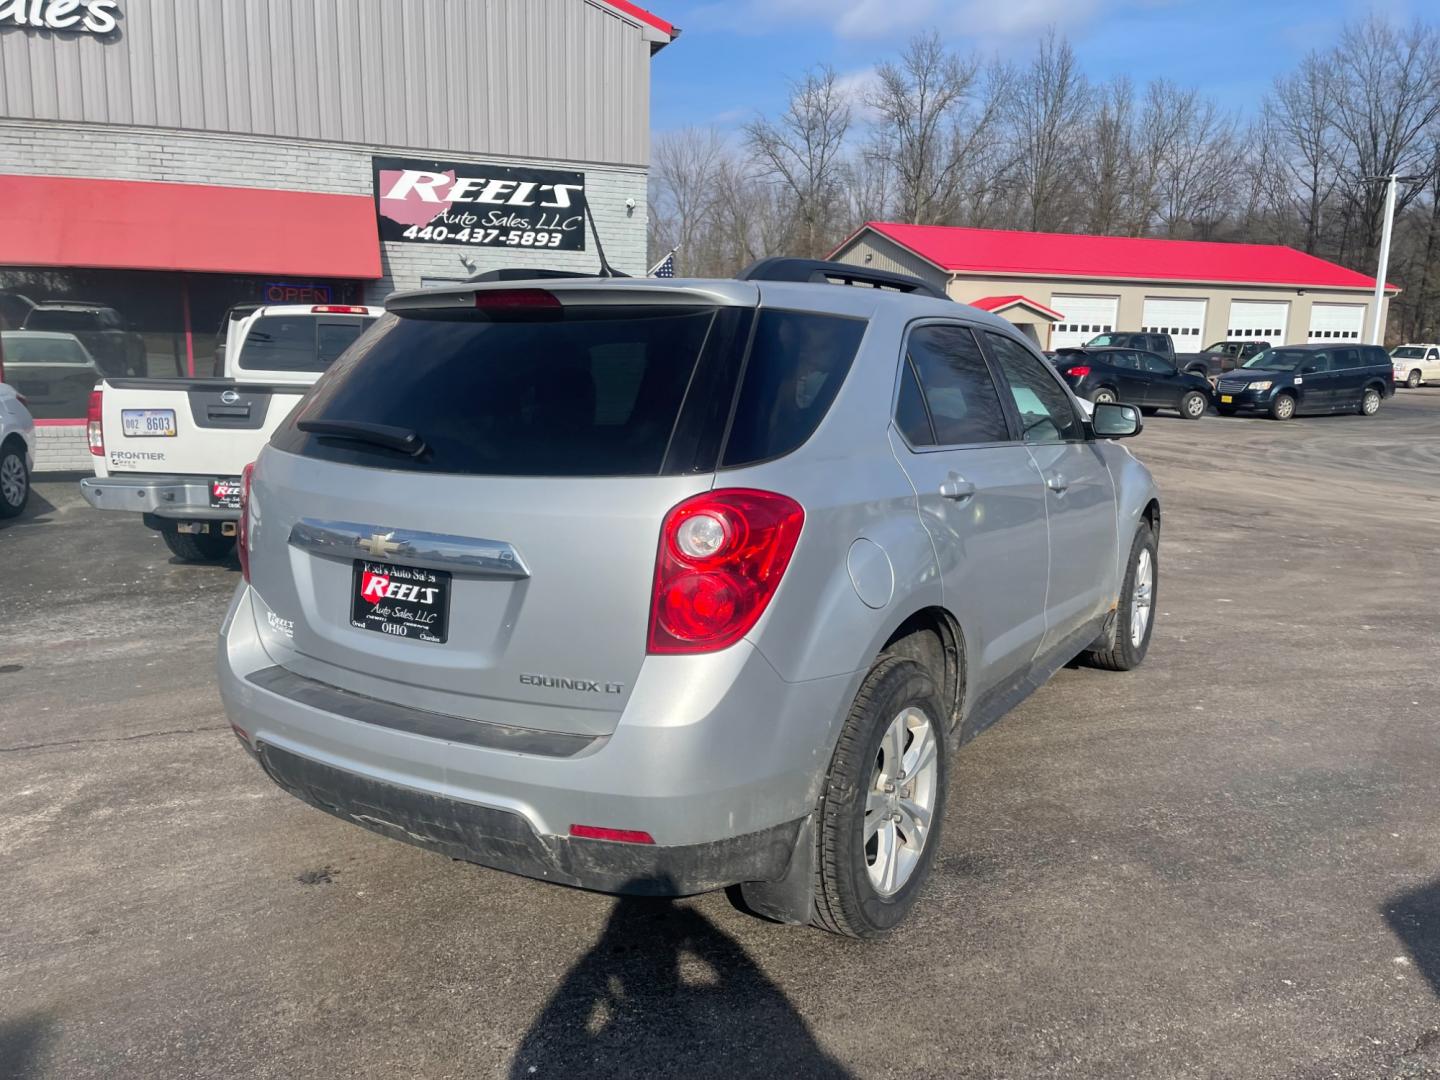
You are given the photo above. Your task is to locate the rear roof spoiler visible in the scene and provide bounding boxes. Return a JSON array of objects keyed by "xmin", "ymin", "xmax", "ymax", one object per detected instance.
[{"xmin": 737, "ymin": 257, "xmax": 949, "ymax": 301}]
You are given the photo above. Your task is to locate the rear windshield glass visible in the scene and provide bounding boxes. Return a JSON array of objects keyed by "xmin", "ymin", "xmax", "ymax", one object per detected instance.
[
  {"xmin": 239, "ymin": 316, "xmax": 370, "ymax": 372},
  {"xmin": 274, "ymin": 304, "xmax": 866, "ymax": 477},
  {"xmin": 24, "ymin": 309, "xmax": 100, "ymax": 332},
  {"xmin": 276, "ymin": 307, "xmax": 721, "ymax": 476},
  {"xmin": 0, "ymin": 332, "xmax": 92, "ymax": 365}
]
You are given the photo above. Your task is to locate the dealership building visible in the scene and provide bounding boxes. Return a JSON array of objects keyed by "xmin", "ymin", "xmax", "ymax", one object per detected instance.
[
  {"xmin": 0, "ymin": 0, "xmax": 675, "ymax": 469},
  {"xmin": 833, "ymin": 222, "xmax": 1396, "ymax": 352}
]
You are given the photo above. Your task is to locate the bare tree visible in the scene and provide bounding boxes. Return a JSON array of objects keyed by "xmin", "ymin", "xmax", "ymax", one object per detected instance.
[
  {"xmin": 1268, "ymin": 54, "xmax": 1343, "ymax": 253},
  {"xmin": 1008, "ymin": 30, "xmax": 1090, "ymax": 232},
  {"xmin": 1150, "ymin": 85, "xmax": 1240, "ymax": 238},
  {"xmin": 1079, "ymin": 76, "xmax": 1136, "ymax": 234},
  {"xmin": 865, "ymin": 31, "xmax": 1010, "ymax": 225},
  {"xmin": 648, "ymin": 128, "xmax": 728, "ymax": 275},
  {"xmin": 1328, "ymin": 16, "xmax": 1440, "ymax": 264},
  {"xmin": 745, "ymin": 66, "xmax": 854, "ymax": 258}
]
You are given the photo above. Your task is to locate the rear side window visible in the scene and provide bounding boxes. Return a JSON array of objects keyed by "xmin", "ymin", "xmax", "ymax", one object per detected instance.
[
  {"xmin": 1332, "ymin": 348, "xmax": 1360, "ymax": 370},
  {"xmin": 239, "ymin": 316, "xmax": 369, "ymax": 372},
  {"xmin": 900, "ymin": 324, "xmax": 1010, "ymax": 446},
  {"xmin": 720, "ymin": 310, "xmax": 865, "ymax": 467}
]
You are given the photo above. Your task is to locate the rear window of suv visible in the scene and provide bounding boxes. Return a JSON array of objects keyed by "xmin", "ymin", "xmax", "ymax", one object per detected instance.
[
  {"xmin": 238, "ymin": 315, "xmax": 371, "ymax": 373},
  {"xmin": 273, "ymin": 303, "xmax": 866, "ymax": 477}
]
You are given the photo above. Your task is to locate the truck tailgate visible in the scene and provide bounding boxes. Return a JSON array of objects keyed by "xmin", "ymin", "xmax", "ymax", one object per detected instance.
[{"xmin": 97, "ymin": 378, "xmax": 307, "ymax": 478}]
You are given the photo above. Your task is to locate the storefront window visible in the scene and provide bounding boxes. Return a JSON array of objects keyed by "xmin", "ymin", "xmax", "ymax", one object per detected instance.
[{"xmin": 0, "ymin": 269, "xmax": 363, "ymax": 417}]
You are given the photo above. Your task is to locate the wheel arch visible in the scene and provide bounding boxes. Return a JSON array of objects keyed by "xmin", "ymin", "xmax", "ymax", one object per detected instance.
[{"xmin": 879, "ymin": 606, "xmax": 965, "ymax": 731}]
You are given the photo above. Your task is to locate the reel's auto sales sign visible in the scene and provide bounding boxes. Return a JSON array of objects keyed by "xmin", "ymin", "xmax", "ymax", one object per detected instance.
[{"xmin": 372, "ymin": 156, "xmax": 586, "ymax": 252}]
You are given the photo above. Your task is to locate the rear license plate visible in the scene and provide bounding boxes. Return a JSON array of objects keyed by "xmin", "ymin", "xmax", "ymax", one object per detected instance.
[
  {"xmin": 121, "ymin": 409, "xmax": 177, "ymax": 437},
  {"xmin": 1220, "ymin": 394, "xmax": 1233, "ymax": 404},
  {"xmin": 210, "ymin": 477, "xmax": 242, "ymax": 510},
  {"xmin": 350, "ymin": 561, "xmax": 450, "ymax": 644}
]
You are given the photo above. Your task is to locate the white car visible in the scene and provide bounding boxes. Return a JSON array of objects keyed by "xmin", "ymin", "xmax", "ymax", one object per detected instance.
[
  {"xmin": 1392, "ymin": 344, "xmax": 1440, "ymax": 388},
  {"xmin": 0, "ymin": 377, "xmax": 36, "ymax": 518}
]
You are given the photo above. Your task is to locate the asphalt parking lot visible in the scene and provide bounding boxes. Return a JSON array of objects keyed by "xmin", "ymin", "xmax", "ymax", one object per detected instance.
[{"xmin": 3, "ymin": 393, "xmax": 1439, "ymax": 1080}]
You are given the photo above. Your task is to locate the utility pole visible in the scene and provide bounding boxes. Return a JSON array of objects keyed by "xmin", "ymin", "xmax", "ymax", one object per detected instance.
[
  {"xmin": 1369, "ymin": 174, "xmax": 1398, "ymax": 345},
  {"xmin": 1363, "ymin": 173, "xmax": 1421, "ymax": 345}
]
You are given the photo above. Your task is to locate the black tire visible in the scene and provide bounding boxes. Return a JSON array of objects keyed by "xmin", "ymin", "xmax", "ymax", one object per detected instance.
[
  {"xmin": 1269, "ymin": 392, "xmax": 1296, "ymax": 421},
  {"xmin": 1179, "ymin": 390, "xmax": 1208, "ymax": 420},
  {"xmin": 1359, "ymin": 387, "xmax": 1382, "ymax": 416},
  {"xmin": 1090, "ymin": 388, "xmax": 1118, "ymax": 405},
  {"xmin": 812, "ymin": 656, "xmax": 948, "ymax": 940},
  {"xmin": 161, "ymin": 527, "xmax": 236, "ymax": 563},
  {"xmin": 1406, "ymin": 369, "xmax": 1422, "ymax": 389},
  {"xmin": 0, "ymin": 441, "xmax": 29, "ymax": 519},
  {"xmin": 1086, "ymin": 522, "xmax": 1158, "ymax": 672}
]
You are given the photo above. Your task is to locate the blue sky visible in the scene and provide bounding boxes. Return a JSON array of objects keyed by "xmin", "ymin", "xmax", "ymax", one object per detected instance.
[{"xmin": 646, "ymin": 0, "xmax": 1415, "ymax": 134}]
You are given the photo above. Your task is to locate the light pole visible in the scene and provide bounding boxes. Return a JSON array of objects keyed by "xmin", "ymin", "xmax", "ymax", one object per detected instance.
[{"xmin": 1362, "ymin": 173, "xmax": 1421, "ymax": 345}]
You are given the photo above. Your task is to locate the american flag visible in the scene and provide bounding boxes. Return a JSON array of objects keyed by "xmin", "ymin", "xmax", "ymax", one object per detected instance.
[{"xmin": 649, "ymin": 250, "xmax": 677, "ymax": 278}]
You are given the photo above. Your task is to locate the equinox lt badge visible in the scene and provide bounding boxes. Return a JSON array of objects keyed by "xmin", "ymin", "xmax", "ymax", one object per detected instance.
[{"xmin": 520, "ymin": 673, "xmax": 623, "ymax": 694}]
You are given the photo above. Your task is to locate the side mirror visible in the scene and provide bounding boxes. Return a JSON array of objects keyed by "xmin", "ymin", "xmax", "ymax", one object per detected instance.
[
  {"xmin": 1302, "ymin": 364, "xmax": 1321, "ymax": 374},
  {"xmin": 1092, "ymin": 401, "xmax": 1142, "ymax": 439}
]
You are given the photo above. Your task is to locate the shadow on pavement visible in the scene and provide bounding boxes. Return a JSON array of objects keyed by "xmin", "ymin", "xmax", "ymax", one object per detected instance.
[
  {"xmin": 0, "ymin": 1013, "xmax": 54, "ymax": 1079},
  {"xmin": 0, "ymin": 486, "xmax": 57, "ymax": 531},
  {"xmin": 1384, "ymin": 878, "xmax": 1440, "ymax": 996},
  {"xmin": 508, "ymin": 889, "xmax": 850, "ymax": 1079}
]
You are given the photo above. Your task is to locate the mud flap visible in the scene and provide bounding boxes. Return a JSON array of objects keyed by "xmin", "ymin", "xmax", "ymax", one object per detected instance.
[{"xmin": 737, "ymin": 812, "xmax": 816, "ymax": 926}]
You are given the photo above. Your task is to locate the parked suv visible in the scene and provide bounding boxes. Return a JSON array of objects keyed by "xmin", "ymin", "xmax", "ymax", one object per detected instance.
[
  {"xmin": 1053, "ymin": 347, "xmax": 1212, "ymax": 419},
  {"xmin": 1215, "ymin": 344, "xmax": 1392, "ymax": 420},
  {"xmin": 218, "ymin": 260, "xmax": 1161, "ymax": 938},
  {"xmin": 1391, "ymin": 344, "xmax": 1440, "ymax": 388}
]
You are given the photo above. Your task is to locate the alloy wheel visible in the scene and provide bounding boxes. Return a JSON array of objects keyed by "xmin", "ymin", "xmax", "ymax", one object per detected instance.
[
  {"xmin": 864, "ymin": 707, "xmax": 939, "ymax": 897},
  {"xmin": 1184, "ymin": 393, "xmax": 1206, "ymax": 417},
  {"xmin": 1130, "ymin": 547, "xmax": 1154, "ymax": 648},
  {"xmin": 1363, "ymin": 390, "xmax": 1380, "ymax": 415},
  {"xmin": 1092, "ymin": 390, "xmax": 1116, "ymax": 404},
  {"xmin": 0, "ymin": 453, "xmax": 25, "ymax": 509},
  {"xmin": 1408, "ymin": 371, "xmax": 1422, "ymax": 389}
]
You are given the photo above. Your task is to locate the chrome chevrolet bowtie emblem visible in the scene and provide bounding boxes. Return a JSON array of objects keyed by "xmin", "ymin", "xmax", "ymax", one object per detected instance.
[{"xmin": 358, "ymin": 532, "xmax": 401, "ymax": 557}]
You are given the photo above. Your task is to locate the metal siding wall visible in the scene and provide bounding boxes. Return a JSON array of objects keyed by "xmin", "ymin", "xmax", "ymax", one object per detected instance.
[{"xmin": 0, "ymin": 0, "xmax": 653, "ymax": 165}]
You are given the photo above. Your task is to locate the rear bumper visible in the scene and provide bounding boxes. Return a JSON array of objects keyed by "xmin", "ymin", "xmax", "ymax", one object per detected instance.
[
  {"xmin": 257, "ymin": 741, "xmax": 803, "ymax": 895},
  {"xmin": 218, "ymin": 585, "xmax": 855, "ymax": 895},
  {"xmin": 80, "ymin": 474, "xmax": 237, "ymax": 520}
]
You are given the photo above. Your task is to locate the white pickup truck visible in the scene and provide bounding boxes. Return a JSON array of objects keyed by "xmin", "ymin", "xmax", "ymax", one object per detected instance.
[{"xmin": 80, "ymin": 304, "xmax": 379, "ymax": 561}]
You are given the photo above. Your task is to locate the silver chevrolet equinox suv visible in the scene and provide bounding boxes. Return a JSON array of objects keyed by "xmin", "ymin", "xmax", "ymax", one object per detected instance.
[{"xmin": 219, "ymin": 258, "xmax": 1160, "ymax": 938}]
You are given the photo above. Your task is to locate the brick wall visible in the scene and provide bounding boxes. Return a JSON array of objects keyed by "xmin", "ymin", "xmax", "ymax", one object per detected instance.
[
  {"xmin": 33, "ymin": 425, "xmax": 91, "ymax": 472},
  {"xmin": 4, "ymin": 118, "xmax": 651, "ymax": 471}
]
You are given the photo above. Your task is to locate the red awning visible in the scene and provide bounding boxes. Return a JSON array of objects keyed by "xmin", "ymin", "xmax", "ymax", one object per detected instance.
[{"xmin": 0, "ymin": 174, "xmax": 382, "ymax": 279}]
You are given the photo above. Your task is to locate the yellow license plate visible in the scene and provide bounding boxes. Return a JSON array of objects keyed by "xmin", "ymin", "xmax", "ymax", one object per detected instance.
[{"xmin": 1220, "ymin": 394, "xmax": 1233, "ymax": 404}]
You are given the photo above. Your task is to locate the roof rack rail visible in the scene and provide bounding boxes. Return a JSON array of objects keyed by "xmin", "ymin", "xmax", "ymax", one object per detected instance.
[
  {"xmin": 736, "ymin": 257, "xmax": 949, "ymax": 301},
  {"xmin": 468, "ymin": 267, "xmax": 602, "ymax": 282}
]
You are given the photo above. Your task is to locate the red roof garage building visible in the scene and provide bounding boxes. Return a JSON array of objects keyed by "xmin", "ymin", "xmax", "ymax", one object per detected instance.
[{"xmin": 832, "ymin": 222, "xmax": 1397, "ymax": 352}]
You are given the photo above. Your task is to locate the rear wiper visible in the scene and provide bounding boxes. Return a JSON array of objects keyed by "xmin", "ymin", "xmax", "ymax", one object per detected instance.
[{"xmin": 297, "ymin": 419, "xmax": 427, "ymax": 457}]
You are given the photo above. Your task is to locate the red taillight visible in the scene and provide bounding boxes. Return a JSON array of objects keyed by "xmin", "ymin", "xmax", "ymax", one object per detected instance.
[
  {"xmin": 311, "ymin": 305, "xmax": 369, "ymax": 314},
  {"xmin": 569, "ymin": 824, "xmax": 656, "ymax": 845},
  {"xmin": 647, "ymin": 489, "xmax": 805, "ymax": 655},
  {"xmin": 473, "ymin": 289, "xmax": 561, "ymax": 311},
  {"xmin": 87, "ymin": 390, "xmax": 104, "ymax": 455},
  {"xmin": 238, "ymin": 462, "xmax": 255, "ymax": 582},
  {"xmin": 1065, "ymin": 365, "xmax": 1091, "ymax": 377}
]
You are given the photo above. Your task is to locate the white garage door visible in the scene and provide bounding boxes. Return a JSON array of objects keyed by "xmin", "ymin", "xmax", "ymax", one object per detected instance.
[
  {"xmin": 1142, "ymin": 297, "xmax": 1206, "ymax": 350},
  {"xmin": 1049, "ymin": 295, "xmax": 1119, "ymax": 350},
  {"xmin": 1308, "ymin": 303, "xmax": 1365, "ymax": 344},
  {"xmin": 1227, "ymin": 300, "xmax": 1288, "ymax": 343}
]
